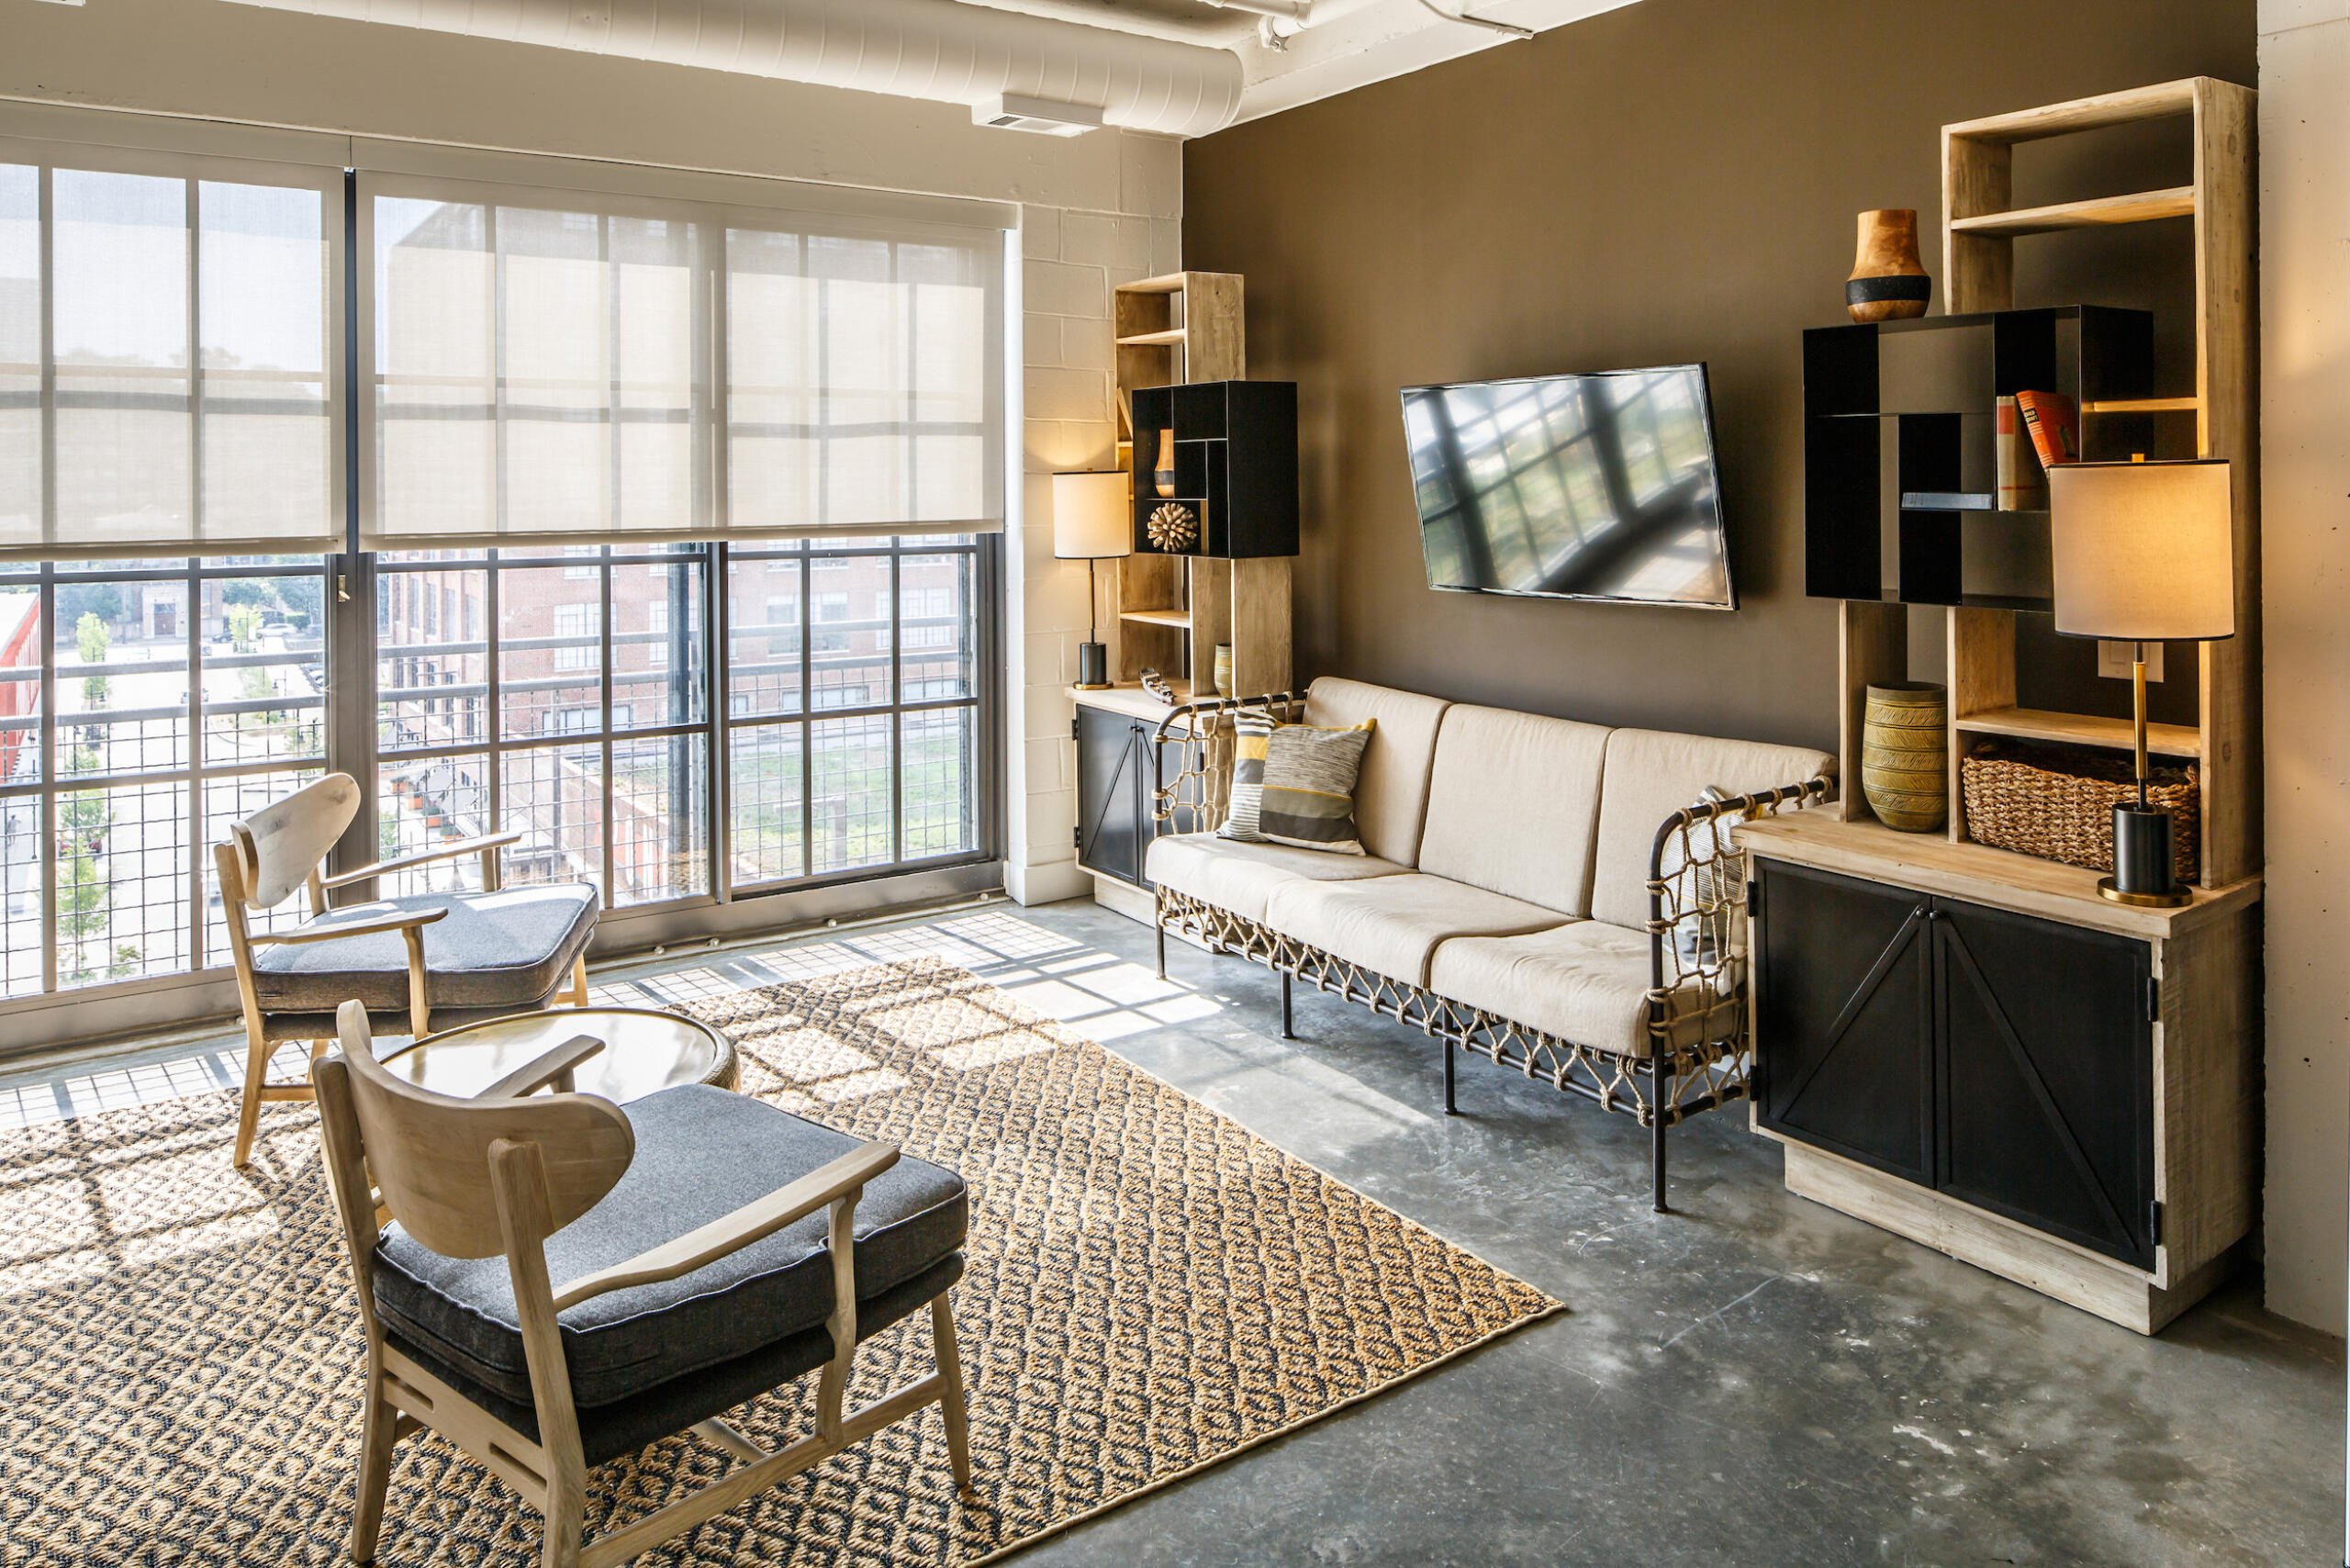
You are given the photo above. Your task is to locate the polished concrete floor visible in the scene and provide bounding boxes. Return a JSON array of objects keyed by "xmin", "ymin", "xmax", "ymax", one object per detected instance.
[{"xmin": 5, "ymin": 894, "xmax": 2342, "ymax": 1566}]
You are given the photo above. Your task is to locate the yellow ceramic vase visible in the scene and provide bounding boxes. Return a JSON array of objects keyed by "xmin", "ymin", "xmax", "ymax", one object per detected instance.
[{"xmin": 1862, "ymin": 682, "xmax": 1948, "ymax": 833}]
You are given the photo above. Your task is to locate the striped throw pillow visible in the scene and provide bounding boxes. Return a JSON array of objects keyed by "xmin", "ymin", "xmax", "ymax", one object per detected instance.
[{"xmin": 1219, "ymin": 713, "xmax": 1375, "ymax": 855}]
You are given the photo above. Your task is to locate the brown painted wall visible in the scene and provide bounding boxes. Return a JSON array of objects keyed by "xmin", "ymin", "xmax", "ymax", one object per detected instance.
[{"xmin": 1182, "ymin": 0, "xmax": 2255, "ymax": 751}]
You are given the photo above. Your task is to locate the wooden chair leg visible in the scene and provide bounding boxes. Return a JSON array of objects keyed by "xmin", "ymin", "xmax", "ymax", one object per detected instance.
[
  {"xmin": 231, "ymin": 1024, "xmax": 272, "ymax": 1170},
  {"xmin": 350, "ymin": 1368, "xmax": 397, "ymax": 1565},
  {"xmin": 539, "ymin": 1479, "xmax": 584, "ymax": 1568},
  {"xmin": 571, "ymin": 954, "xmax": 590, "ymax": 1008},
  {"xmin": 931, "ymin": 1294, "xmax": 973, "ymax": 1494}
]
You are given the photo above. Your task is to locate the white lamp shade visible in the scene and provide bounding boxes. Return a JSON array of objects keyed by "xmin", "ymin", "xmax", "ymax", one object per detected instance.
[
  {"xmin": 1052, "ymin": 470, "xmax": 1133, "ymax": 560},
  {"xmin": 2049, "ymin": 459, "xmax": 2234, "ymax": 642}
]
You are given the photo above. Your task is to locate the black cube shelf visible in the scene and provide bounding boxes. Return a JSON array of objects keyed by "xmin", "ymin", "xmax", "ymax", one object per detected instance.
[
  {"xmin": 1127, "ymin": 380, "xmax": 1299, "ymax": 559},
  {"xmin": 1803, "ymin": 306, "xmax": 2160, "ymax": 610}
]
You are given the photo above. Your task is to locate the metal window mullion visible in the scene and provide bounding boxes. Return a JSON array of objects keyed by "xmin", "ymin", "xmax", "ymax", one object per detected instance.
[
  {"xmin": 37, "ymin": 569, "xmax": 55, "ymax": 995},
  {"xmin": 184, "ymin": 558, "xmax": 205, "ymax": 969},
  {"xmin": 599, "ymin": 552, "xmax": 615, "ymax": 901},
  {"xmin": 798, "ymin": 551, "xmax": 812, "ymax": 879},
  {"xmin": 485, "ymin": 558, "xmax": 504, "ymax": 883},
  {"xmin": 710, "ymin": 542, "xmax": 731, "ymax": 902},
  {"xmin": 889, "ymin": 549, "xmax": 902, "ymax": 865}
]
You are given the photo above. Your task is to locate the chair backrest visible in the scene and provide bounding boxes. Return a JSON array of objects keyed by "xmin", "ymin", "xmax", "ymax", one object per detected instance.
[
  {"xmin": 228, "ymin": 771, "xmax": 361, "ymax": 911},
  {"xmin": 325, "ymin": 1002, "xmax": 635, "ymax": 1260}
]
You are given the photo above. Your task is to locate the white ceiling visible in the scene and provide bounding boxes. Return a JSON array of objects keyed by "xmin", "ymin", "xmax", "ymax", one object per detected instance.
[{"xmin": 957, "ymin": 0, "xmax": 1641, "ymax": 128}]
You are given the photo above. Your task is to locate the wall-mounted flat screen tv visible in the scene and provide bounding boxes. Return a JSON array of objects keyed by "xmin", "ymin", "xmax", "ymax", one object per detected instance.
[{"xmin": 1400, "ymin": 364, "xmax": 1735, "ymax": 610}]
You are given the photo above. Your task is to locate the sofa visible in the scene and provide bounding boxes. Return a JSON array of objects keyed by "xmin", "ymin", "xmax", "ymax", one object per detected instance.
[{"xmin": 1143, "ymin": 678, "xmax": 1836, "ymax": 1210}]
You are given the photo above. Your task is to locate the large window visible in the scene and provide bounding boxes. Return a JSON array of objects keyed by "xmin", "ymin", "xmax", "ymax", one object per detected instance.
[
  {"xmin": 375, "ymin": 534, "xmax": 983, "ymax": 912},
  {"xmin": 0, "ymin": 115, "xmax": 1006, "ymax": 1038},
  {"xmin": 0, "ymin": 557, "xmax": 329, "ymax": 997}
]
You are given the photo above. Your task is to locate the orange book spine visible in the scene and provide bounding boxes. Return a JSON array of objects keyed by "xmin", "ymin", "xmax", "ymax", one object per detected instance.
[{"xmin": 2014, "ymin": 389, "xmax": 2079, "ymax": 470}]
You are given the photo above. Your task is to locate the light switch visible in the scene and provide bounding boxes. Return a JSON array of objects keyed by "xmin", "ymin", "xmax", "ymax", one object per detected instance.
[{"xmin": 2098, "ymin": 640, "xmax": 2164, "ymax": 682}]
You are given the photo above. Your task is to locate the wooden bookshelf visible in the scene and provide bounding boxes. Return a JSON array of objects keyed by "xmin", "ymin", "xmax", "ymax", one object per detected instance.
[
  {"xmin": 1107, "ymin": 270, "xmax": 1289, "ymax": 700},
  {"xmin": 1934, "ymin": 73, "xmax": 2257, "ymax": 888}
]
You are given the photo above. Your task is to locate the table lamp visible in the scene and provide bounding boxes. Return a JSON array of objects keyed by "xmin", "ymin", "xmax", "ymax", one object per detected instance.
[
  {"xmin": 1053, "ymin": 469, "xmax": 1132, "ymax": 690},
  {"xmin": 2048, "ymin": 458, "xmax": 2233, "ymax": 907}
]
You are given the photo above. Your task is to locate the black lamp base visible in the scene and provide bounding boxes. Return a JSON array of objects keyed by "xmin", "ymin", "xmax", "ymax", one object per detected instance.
[
  {"xmin": 2098, "ymin": 802, "xmax": 2191, "ymax": 907},
  {"xmin": 1075, "ymin": 641, "xmax": 1110, "ymax": 690}
]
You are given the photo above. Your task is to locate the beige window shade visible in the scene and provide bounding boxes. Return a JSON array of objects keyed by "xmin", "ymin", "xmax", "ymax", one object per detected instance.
[
  {"xmin": 358, "ymin": 168, "xmax": 1005, "ymax": 553},
  {"xmin": 0, "ymin": 122, "xmax": 347, "ymax": 561}
]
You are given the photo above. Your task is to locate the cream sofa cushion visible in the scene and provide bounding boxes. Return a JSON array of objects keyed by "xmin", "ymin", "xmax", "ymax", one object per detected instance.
[
  {"xmin": 1415, "ymin": 705, "xmax": 1612, "ymax": 916},
  {"xmin": 1147, "ymin": 834, "xmax": 1409, "ymax": 924},
  {"xmin": 1261, "ymin": 873, "xmax": 1564, "ymax": 988},
  {"xmin": 1302, "ymin": 678, "xmax": 1450, "ymax": 868},
  {"xmin": 1588, "ymin": 729, "xmax": 1836, "ymax": 931},
  {"xmin": 1427, "ymin": 920, "xmax": 1695, "ymax": 1059}
]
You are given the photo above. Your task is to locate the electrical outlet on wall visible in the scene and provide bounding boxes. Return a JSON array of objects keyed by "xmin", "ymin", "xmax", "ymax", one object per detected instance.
[{"xmin": 2098, "ymin": 640, "xmax": 2164, "ymax": 682}]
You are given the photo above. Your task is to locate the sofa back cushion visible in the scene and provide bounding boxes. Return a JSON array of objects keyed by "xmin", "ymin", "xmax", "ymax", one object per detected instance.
[
  {"xmin": 1416, "ymin": 705, "xmax": 1612, "ymax": 915},
  {"xmin": 1589, "ymin": 728, "xmax": 1837, "ymax": 930},
  {"xmin": 1302, "ymin": 678, "xmax": 1450, "ymax": 866}
]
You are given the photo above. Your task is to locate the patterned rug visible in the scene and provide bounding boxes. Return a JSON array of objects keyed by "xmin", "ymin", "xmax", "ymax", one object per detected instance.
[{"xmin": 0, "ymin": 957, "xmax": 1559, "ymax": 1565}]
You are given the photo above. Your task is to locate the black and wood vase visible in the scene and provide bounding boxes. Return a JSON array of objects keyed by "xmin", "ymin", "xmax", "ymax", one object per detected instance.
[
  {"xmin": 1861, "ymin": 681, "xmax": 1948, "ymax": 832},
  {"xmin": 1846, "ymin": 208, "xmax": 1931, "ymax": 324},
  {"xmin": 1152, "ymin": 429, "xmax": 1177, "ymax": 498}
]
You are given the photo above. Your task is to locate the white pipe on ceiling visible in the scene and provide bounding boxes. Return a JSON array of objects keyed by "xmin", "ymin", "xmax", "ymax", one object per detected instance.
[{"xmin": 218, "ymin": 0, "xmax": 1248, "ymax": 138}]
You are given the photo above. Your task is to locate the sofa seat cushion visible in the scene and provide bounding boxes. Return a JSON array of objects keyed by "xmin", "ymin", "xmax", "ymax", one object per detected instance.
[
  {"xmin": 1262, "ymin": 873, "xmax": 1565, "ymax": 988},
  {"xmin": 372, "ymin": 1084, "xmax": 968, "ymax": 1410},
  {"xmin": 1147, "ymin": 834, "xmax": 1410, "ymax": 924},
  {"xmin": 1428, "ymin": 920, "xmax": 1731, "ymax": 1059},
  {"xmin": 250, "ymin": 881, "xmax": 599, "ymax": 1014}
]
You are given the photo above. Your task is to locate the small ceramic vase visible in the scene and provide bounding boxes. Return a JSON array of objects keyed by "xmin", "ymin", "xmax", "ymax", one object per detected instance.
[
  {"xmin": 1846, "ymin": 208, "xmax": 1931, "ymax": 324},
  {"xmin": 1862, "ymin": 682, "xmax": 1948, "ymax": 832},
  {"xmin": 1153, "ymin": 429, "xmax": 1177, "ymax": 498}
]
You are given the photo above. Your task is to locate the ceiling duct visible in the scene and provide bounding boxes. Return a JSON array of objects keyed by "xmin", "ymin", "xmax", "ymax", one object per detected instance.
[{"xmin": 218, "ymin": 0, "xmax": 1247, "ymax": 139}]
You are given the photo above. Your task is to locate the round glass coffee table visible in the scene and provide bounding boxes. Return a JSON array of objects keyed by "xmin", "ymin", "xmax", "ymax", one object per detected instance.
[{"xmin": 381, "ymin": 1006, "xmax": 739, "ymax": 1103}]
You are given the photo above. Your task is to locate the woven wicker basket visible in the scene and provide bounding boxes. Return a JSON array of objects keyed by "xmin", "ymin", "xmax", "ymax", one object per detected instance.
[{"xmin": 1960, "ymin": 742, "xmax": 2200, "ymax": 880}]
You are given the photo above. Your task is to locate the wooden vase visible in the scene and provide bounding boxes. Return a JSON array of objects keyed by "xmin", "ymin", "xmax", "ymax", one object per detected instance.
[
  {"xmin": 1862, "ymin": 682, "xmax": 1948, "ymax": 832},
  {"xmin": 1846, "ymin": 208, "xmax": 1930, "ymax": 323},
  {"xmin": 1153, "ymin": 429, "xmax": 1177, "ymax": 498}
]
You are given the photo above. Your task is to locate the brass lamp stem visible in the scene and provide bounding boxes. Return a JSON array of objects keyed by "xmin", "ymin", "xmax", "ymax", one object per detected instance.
[
  {"xmin": 2132, "ymin": 640, "xmax": 2149, "ymax": 810},
  {"xmin": 1086, "ymin": 556, "xmax": 1099, "ymax": 646}
]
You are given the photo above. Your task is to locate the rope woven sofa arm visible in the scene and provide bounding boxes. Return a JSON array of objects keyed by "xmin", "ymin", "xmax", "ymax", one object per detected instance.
[
  {"xmin": 1148, "ymin": 689, "xmax": 1305, "ymax": 830},
  {"xmin": 1640, "ymin": 773, "xmax": 1837, "ymax": 1010}
]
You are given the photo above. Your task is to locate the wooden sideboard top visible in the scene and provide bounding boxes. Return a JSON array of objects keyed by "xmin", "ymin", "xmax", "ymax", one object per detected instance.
[{"xmin": 1738, "ymin": 810, "xmax": 2261, "ymax": 942}]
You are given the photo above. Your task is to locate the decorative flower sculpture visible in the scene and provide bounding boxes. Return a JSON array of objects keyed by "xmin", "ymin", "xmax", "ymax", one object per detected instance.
[{"xmin": 1147, "ymin": 501, "xmax": 1198, "ymax": 553}]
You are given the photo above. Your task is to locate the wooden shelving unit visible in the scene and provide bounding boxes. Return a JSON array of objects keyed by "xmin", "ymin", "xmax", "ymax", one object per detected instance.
[
  {"xmin": 1773, "ymin": 77, "xmax": 2261, "ymax": 1334},
  {"xmin": 1829, "ymin": 75, "xmax": 2256, "ymax": 888},
  {"xmin": 1103, "ymin": 272, "xmax": 1290, "ymax": 700}
]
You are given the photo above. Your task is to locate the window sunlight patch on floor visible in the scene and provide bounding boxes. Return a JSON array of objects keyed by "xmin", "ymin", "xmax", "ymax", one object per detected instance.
[{"xmin": 0, "ymin": 907, "xmax": 1228, "ymax": 1128}]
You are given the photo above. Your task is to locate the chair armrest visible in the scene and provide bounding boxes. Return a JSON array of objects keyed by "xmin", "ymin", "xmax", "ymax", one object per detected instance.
[
  {"xmin": 321, "ymin": 832, "xmax": 523, "ymax": 890},
  {"xmin": 247, "ymin": 905, "xmax": 450, "ymax": 946},
  {"xmin": 477, "ymin": 1035, "xmax": 605, "ymax": 1101},
  {"xmin": 549, "ymin": 1139, "xmax": 901, "ymax": 1313}
]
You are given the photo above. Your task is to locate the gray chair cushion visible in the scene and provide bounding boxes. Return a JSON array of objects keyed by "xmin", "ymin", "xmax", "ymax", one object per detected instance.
[
  {"xmin": 250, "ymin": 881, "xmax": 599, "ymax": 1014},
  {"xmin": 372, "ymin": 1085, "xmax": 969, "ymax": 1410},
  {"xmin": 387, "ymin": 1253, "xmax": 964, "ymax": 1468}
]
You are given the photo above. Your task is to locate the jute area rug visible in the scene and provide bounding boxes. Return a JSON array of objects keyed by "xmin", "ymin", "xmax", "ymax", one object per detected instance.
[{"xmin": 0, "ymin": 957, "xmax": 1559, "ymax": 1565}]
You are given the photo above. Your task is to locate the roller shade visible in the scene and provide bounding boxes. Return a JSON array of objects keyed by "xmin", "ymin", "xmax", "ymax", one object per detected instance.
[
  {"xmin": 0, "ymin": 111, "xmax": 348, "ymax": 561},
  {"xmin": 357, "ymin": 162, "xmax": 1006, "ymax": 553}
]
